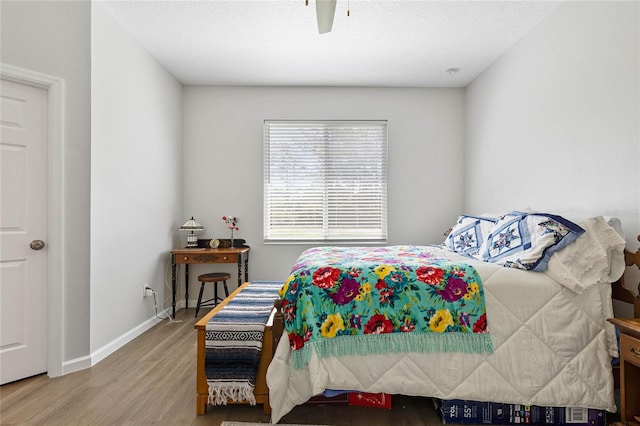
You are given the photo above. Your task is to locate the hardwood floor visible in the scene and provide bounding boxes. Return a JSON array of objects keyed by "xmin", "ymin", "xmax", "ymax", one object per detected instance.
[{"xmin": 0, "ymin": 308, "xmax": 444, "ymax": 426}]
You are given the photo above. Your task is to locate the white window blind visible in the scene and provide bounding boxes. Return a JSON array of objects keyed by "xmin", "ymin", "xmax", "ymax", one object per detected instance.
[{"xmin": 264, "ymin": 120, "xmax": 388, "ymax": 243}]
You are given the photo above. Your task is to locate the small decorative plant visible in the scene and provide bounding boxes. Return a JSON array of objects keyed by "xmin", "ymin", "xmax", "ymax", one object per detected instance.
[{"xmin": 222, "ymin": 215, "xmax": 239, "ymax": 247}]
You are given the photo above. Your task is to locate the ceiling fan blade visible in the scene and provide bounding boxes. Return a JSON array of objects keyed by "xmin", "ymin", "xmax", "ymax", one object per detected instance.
[{"xmin": 316, "ymin": 0, "xmax": 337, "ymax": 34}]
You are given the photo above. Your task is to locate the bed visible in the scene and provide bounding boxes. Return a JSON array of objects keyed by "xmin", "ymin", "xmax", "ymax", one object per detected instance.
[
  {"xmin": 265, "ymin": 212, "xmax": 638, "ymax": 423},
  {"xmin": 194, "ymin": 212, "xmax": 639, "ymax": 422}
]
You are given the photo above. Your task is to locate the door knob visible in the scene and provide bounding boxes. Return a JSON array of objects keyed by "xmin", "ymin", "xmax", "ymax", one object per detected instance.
[{"xmin": 30, "ymin": 240, "xmax": 45, "ymax": 250}]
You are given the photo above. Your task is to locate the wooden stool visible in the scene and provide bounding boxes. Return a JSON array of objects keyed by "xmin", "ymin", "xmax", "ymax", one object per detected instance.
[{"xmin": 195, "ymin": 272, "xmax": 231, "ymax": 317}]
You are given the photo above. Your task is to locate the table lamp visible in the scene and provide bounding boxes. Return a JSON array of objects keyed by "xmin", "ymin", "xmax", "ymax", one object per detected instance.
[{"xmin": 179, "ymin": 216, "xmax": 204, "ymax": 248}]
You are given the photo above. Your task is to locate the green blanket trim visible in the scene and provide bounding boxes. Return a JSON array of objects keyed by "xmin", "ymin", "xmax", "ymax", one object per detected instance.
[{"xmin": 290, "ymin": 332, "xmax": 494, "ymax": 369}]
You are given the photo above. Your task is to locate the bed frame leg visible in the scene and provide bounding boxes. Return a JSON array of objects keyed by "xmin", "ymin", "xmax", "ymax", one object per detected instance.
[
  {"xmin": 263, "ymin": 397, "xmax": 271, "ymax": 415},
  {"xmin": 196, "ymin": 395, "xmax": 207, "ymax": 415}
]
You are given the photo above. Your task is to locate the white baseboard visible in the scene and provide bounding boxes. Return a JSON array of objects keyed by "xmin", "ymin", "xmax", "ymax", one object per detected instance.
[
  {"xmin": 89, "ymin": 312, "xmax": 166, "ymax": 367},
  {"xmin": 61, "ymin": 355, "xmax": 91, "ymax": 376},
  {"xmin": 58, "ymin": 306, "xmax": 178, "ymax": 377}
]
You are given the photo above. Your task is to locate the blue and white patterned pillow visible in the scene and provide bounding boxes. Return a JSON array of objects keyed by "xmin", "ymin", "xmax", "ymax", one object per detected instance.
[
  {"xmin": 476, "ymin": 211, "xmax": 585, "ymax": 271},
  {"xmin": 444, "ymin": 214, "xmax": 499, "ymax": 256}
]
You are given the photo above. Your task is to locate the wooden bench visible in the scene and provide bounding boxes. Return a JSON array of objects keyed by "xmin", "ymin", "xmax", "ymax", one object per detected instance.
[{"xmin": 194, "ymin": 282, "xmax": 278, "ymax": 415}]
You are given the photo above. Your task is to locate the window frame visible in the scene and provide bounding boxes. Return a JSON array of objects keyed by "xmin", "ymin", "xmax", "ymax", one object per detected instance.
[{"xmin": 263, "ymin": 120, "xmax": 388, "ymax": 244}]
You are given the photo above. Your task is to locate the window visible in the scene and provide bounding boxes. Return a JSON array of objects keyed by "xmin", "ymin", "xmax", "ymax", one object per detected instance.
[{"xmin": 264, "ymin": 120, "xmax": 388, "ymax": 243}]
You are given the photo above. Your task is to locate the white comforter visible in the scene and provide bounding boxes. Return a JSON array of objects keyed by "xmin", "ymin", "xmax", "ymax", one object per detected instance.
[{"xmin": 266, "ymin": 217, "xmax": 625, "ymax": 423}]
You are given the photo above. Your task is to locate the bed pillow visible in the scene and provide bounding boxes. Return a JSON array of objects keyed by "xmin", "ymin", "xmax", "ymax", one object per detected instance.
[
  {"xmin": 476, "ymin": 211, "xmax": 585, "ymax": 271},
  {"xmin": 444, "ymin": 214, "xmax": 499, "ymax": 256},
  {"xmin": 544, "ymin": 216, "xmax": 626, "ymax": 293}
]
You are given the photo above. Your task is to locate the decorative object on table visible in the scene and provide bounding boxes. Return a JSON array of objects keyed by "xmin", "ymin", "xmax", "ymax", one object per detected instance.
[
  {"xmin": 208, "ymin": 238, "xmax": 220, "ymax": 249},
  {"xmin": 218, "ymin": 238, "xmax": 247, "ymax": 249},
  {"xmin": 222, "ymin": 215, "xmax": 239, "ymax": 248},
  {"xmin": 178, "ymin": 216, "xmax": 205, "ymax": 248}
]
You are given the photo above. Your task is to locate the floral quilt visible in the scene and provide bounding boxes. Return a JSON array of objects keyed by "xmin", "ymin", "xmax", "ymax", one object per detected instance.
[{"xmin": 278, "ymin": 245, "xmax": 493, "ymax": 368}]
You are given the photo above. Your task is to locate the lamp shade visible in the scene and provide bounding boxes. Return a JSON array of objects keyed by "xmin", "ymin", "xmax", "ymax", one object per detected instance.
[{"xmin": 179, "ymin": 217, "xmax": 204, "ymax": 231}]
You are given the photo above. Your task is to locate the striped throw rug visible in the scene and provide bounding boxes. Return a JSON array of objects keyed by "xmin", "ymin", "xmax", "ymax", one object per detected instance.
[{"xmin": 205, "ymin": 281, "xmax": 282, "ymax": 405}]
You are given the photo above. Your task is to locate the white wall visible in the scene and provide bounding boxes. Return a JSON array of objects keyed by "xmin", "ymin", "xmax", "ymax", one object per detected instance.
[
  {"xmin": 1, "ymin": 1, "xmax": 91, "ymax": 367},
  {"xmin": 90, "ymin": 5, "xmax": 183, "ymax": 356},
  {"xmin": 465, "ymin": 1, "xmax": 640, "ymax": 245},
  {"xmin": 182, "ymin": 86, "xmax": 465, "ymax": 294}
]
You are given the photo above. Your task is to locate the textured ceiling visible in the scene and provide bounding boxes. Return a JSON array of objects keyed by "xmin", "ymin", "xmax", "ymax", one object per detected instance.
[{"xmin": 98, "ymin": 0, "xmax": 562, "ymax": 87}]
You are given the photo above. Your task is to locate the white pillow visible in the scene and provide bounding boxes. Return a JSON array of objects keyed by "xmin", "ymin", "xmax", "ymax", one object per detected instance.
[
  {"xmin": 476, "ymin": 211, "xmax": 585, "ymax": 272},
  {"xmin": 444, "ymin": 214, "xmax": 498, "ymax": 256},
  {"xmin": 544, "ymin": 216, "xmax": 626, "ymax": 293}
]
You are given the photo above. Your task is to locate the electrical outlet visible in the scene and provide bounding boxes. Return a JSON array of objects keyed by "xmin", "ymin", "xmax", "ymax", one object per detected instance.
[{"xmin": 143, "ymin": 283, "xmax": 153, "ymax": 297}]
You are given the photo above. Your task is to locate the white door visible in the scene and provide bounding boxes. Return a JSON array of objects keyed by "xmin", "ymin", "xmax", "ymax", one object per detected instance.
[{"xmin": 0, "ymin": 78, "xmax": 49, "ymax": 384}]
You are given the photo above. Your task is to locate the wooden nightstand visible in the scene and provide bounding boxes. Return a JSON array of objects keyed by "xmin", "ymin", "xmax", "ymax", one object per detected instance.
[{"xmin": 608, "ymin": 318, "xmax": 640, "ymax": 426}]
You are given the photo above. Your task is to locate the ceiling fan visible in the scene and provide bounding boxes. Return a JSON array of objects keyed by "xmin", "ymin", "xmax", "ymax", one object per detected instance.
[{"xmin": 307, "ymin": 0, "xmax": 339, "ymax": 34}]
